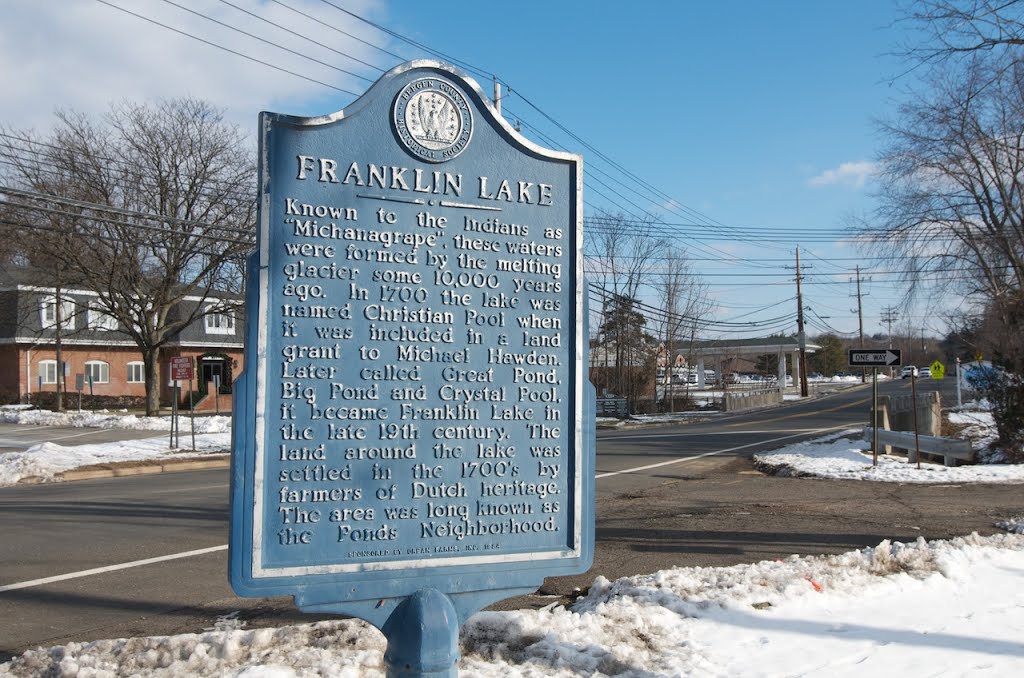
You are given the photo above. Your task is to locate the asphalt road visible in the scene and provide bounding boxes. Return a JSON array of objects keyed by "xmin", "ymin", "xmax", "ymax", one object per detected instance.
[
  {"xmin": 2, "ymin": 378, "xmax": 1020, "ymax": 660},
  {"xmin": 0, "ymin": 422, "xmax": 165, "ymax": 452}
]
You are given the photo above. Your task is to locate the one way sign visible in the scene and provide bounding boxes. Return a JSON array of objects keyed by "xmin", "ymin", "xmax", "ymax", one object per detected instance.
[{"xmin": 848, "ymin": 349, "xmax": 902, "ymax": 367}]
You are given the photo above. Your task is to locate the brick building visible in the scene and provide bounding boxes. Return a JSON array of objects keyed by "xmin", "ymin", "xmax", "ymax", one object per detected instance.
[{"xmin": 0, "ymin": 270, "xmax": 243, "ymax": 410}]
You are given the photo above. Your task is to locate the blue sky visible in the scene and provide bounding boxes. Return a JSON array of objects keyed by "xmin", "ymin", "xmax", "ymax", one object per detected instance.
[{"xmin": 1, "ymin": 1, "xmax": 937, "ymax": 340}]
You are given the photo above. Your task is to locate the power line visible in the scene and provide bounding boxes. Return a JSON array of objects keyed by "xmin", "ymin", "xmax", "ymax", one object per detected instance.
[
  {"xmin": 93, "ymin": 0, "xmax": 362, "ymax": 97},
  {"xmin": 216, "ymin": 0, "xmax": 389, "ymax": 74},
  {"xmin": 156, "ymin": 0, "xmax": 375, "ymax": 84}
]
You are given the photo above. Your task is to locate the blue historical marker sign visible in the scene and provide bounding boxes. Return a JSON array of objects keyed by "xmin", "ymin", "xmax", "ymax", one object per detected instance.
[{"xmin": 229, "ymin": 60, "xmax": 593, "ymax": 652}]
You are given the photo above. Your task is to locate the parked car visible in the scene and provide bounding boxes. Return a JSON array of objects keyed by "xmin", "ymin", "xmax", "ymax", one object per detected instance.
[
  {"xmin": 901, "ymin": 366, "xmax": 918, "ymax": 378},
  {"xmin": 918, "ymin": 367, "xmax": 932, "ymax": 378}
]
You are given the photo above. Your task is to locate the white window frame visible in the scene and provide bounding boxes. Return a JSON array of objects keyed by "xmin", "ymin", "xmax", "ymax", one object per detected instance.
[
  {"xmin": 87, "ymin": 306, "xmax": 118, "ymax": 331},
  {"xmin": 40, "ymin": 296, "xmax": 76, "ymax": 331},
  {"xmin": 38, "ymin": 360, "xmax": 58, "ymax": 385},
  {"xmin": 127, "ymin": 361, "xmax": 145, "ymax": 384},
  {"xmin": 204, "ymin": 306, "xmax": 236, "ymax": 335},
  {"xmin": 84, "ymin": 360, "xmax": 110, "ymax": 385}
]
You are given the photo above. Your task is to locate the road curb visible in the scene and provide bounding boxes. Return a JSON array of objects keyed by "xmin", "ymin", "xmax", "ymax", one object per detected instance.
[{"xmin": 19, "ymin": 455, "xmax": 232, "ymax": 484}]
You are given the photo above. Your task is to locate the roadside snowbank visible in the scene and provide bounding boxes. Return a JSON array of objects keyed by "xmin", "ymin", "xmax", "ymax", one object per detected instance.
[
  {"xmin": 2, "ymin": 534, "xmax": 1022, "ymax": 677},
  {"xmin": 0, "ymin": 409, "xmax": 231, "ymax": 486},
  {"xmin": 754, "ymin": 401, "xmax": 1024, "ymax": 483}
]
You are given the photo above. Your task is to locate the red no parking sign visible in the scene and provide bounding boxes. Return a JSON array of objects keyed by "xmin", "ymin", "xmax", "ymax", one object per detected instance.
[{"xmin": 169, "ymin": 356, "xmax": 193, "ymax": 381}]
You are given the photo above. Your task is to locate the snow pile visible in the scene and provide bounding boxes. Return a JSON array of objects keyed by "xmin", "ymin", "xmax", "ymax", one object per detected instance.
[
  {"xmin": 3, "ymin": 534, "xmax": 1023, "ymax": 677},
  {"xmin": 0, "ymin": 408, "xmax": 232, "ymax": 433},
  {"xmin": 0, "ymin": 620, "xmax": 386, "ymax": 678},
  {"xmin": 0, "ymin": 411, "xmax": 232, "ymax": 485},
  {"xmin": 0, "ymin": 433, "xmax": 231, "ymax": 486},
  {"xmin": 754, "ymin": 431, "xmax": 1024, "ymax": 483},
  {"xmin": 0, "ymin": 409, "xmax": 233, "ymax": 486},
  {"xmin": 754, "ymin": 401, "xmax": 1024, "ymax": 483},
  {"xmin": 948, "ymin": 408, "xmax": 1004, "ymax": 462},
  {"xmin": 996, "ymin": 516, "xmax": 1024, "ymax": 534}
]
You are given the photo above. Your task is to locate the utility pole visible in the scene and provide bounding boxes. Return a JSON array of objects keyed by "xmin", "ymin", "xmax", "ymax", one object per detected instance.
[
  {"xmin": 493, "ymin": 75, "xmax": 502, "ymax": 116},
  {"xmin": 795, "ymin": 247, "xmax": 809, "ymax": 397},
  {"xmin": 881, "ymin": 307, "xmax": 898, "ymax": 345},
  {"xmin": 854, "ymin": 266, "xmax": 865, "ymax": 382},
  {"xmin": 881, "ymin": 306, "xmax": 899, "ymax": 378}
]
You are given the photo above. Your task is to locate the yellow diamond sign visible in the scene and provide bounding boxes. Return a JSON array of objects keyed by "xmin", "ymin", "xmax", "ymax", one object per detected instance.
[{"xmin": 930, "ymin": 360, "xmax": 945, "ymax": 380}]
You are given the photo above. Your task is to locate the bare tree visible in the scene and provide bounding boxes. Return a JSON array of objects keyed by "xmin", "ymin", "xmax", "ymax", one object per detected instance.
[
  {"xmin": 899, "ymin": 0, "xmax": 1024, "ymax": 72},
  {"xmin": 0, "ymin": 98, "xmax": 255, "ymax": 415},
  {"xmin": 865, "ymin": 60, "xmax": 1024, "ymax": 309},
  {"xmin": 870, "ymin": 2, "xmax": 1024, "ymax": 453},
  {"xmin": 656, "ymin": 245, "xmax": 713, "ymax": 409},
  {"xmin": 585, "ymin": 211, "xmax": 667, "ymax": 408}
]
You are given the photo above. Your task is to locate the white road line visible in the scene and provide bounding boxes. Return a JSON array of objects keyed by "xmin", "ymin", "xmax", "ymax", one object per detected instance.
[
  {"xmin": 0, "ymin": 545, "xmax": 228, "ymax": 593},
  {"xmin": 599, "ymin": 428, "xmax": 831, "ymax": 440},
  {"xmin": 146, "ymin": 483, "xmax": 228, "ymax": 496},
  {"xmin": 0, "ymin": 425, "xmax": 60, "ymax": 433},
  {"xmin": 595, "ymin": 425, "xmax": 850, "ymax": 479},
  {"xmin": 0, "ymin": 428, "xmax": 128, "ymax": 448},
  {"xmin": 26, "ymin": 430, "xmax": 118, "ymax": 444},
  {"xmin": 1, "ymin": 425, "xmax": 851, "ymax": 592}
]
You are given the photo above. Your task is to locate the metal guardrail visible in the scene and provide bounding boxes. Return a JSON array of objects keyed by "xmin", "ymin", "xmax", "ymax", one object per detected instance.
[{"xmin": 863, "ymin": 427, "xmax": 973, "ymax": 467}]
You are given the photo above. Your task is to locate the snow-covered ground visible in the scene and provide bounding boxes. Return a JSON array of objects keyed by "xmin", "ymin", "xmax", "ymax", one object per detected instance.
[
  {"xmin": 2, "ymin": 534, "xmax": 1022, "ymax": 676},
  {"xmin": 753, "ymin": 404, "xmax": 1024, "ymax": 484},
  {"xmin": 3, "ymin": 402, "xmax": 1024, "ymax": 676},
  {"xmin": 0, "ymin": 408, "xmax": 231, "ymax": 486}
]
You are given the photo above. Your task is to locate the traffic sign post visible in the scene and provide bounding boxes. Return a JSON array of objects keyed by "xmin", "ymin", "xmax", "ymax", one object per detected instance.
[
  {"xmin": 213, "ymin": 374, "xmax": 221, "ymax": 416},
  {"xmin": 849, "ymin": 349, "xmax": 902, "ymax": 465},
  {"xmin": 169, "ymin": 357, "xmax": 194, "ymax": 449}
]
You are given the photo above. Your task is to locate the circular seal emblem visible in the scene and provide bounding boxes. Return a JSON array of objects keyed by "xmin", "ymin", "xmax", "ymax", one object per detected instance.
[{"xmin": 393, "ymin": 78, "xmax": 473, "ymax": 163}]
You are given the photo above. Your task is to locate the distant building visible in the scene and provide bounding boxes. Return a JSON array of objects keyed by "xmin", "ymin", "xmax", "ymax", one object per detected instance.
[{"xmin": 0, "ymin": 269, "xmax": 243, "ymax": 410}]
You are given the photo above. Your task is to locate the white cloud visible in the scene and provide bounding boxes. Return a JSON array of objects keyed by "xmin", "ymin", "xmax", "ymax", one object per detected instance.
[
  {"xmin": 808, "ymin": 161, "xmax": 877, "ymax": 188},
  {"xmin": 0, "ymin": 0, "xmax": 393, "ymax": 133}
]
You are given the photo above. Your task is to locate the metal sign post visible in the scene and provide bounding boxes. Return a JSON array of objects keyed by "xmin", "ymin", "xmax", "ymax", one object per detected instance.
[
  {"xmin": 871, "ymin": 368, "xmax": 878, "ymax": 465},
  {"xmin": 230, "ymin": 61, "xmax": 594, "ymax": 676},
  {"xmin": 849, "ymin": 350, "xmax": 903, "ymax": 466},
  {"xmin": 76, "ymin": 373, "xmax": 84, "ymax": 412},
  {"xmin": 170, "ymin": 382, "xmax": 177, "ymax": 449},
  {"xmin": 213, "ymin": 373, "xmax": 221, "ymax": 416},
  {"xmin": 189, "ymin": 374, "xmax": 196, "ymax": 452},
  {"xmin": 956, "ymin": 357, "xmax": 962, "ymax": 407},
  {"xmin": 911, "ymin": 372, "xmax": 921, "ymax": 470},
  {"xmin": 169, "ymin": 356, "xmax": 195, "ymax": 449},
  {"xmin": 169, "ymin": 356, "xmax": 195, "ymax": 450}
]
